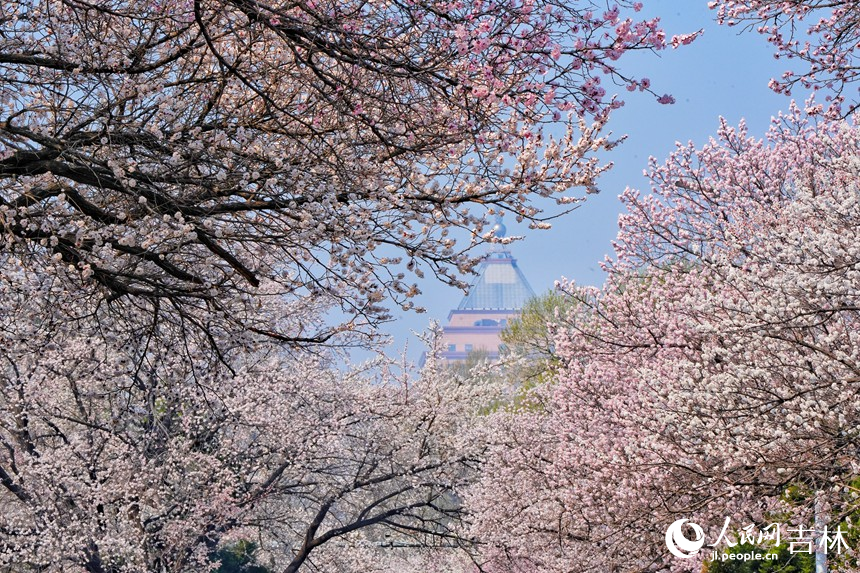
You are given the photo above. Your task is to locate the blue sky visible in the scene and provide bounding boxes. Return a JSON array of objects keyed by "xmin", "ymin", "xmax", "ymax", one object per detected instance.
[{"xmin": 373, "ymin": 1, "xmax": 810, "ymax": 362}]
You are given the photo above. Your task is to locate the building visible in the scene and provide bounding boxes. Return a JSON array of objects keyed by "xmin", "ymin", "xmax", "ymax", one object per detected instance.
[{"xmin": 436, "ymin": 225, "xmax": 536, "ymax": 362}]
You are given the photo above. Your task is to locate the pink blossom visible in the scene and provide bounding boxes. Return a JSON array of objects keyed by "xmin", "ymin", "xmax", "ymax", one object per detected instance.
[
  {"xmin": 472, "ymin": 85, "xmax": 490, "ymax": 98},
  {"xmin": 471, "ymin": 109, "xmax": 860, "ymax": 572},
  {"xmin": 670, "ymin": 28, "xmax": 703, "ymax": 48}
]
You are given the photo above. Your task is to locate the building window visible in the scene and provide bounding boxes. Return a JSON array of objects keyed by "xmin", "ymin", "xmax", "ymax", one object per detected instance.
[
  {"xmin": 474, "ymin": 318, "xmax": 499, "ymax": 326},
  {"xmin": 448, "ymin": 344, "xmax": 456, "ymax": 352},
  {"xmin": 465, "ymin": 344, "xmax": 473, "ymax": 353}
]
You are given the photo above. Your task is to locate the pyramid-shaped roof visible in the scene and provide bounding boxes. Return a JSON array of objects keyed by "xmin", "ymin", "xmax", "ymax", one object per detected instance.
[{"xmin": 457, "ymin": 250, "xmax": 535, "ymax": 311}]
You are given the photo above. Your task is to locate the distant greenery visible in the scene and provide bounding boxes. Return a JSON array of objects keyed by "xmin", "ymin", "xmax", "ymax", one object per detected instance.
[
  {"xmin": 212, "ymin": 541, "xmax": 271, "ymax": 573},
  {"xmin": 494, "ymin": 289, "xmax": 582, "ymax": 412},
  {"xmin": 501, "ymin": 290, "xmax": 571, "ymax": 361},
  {"xmin": 500, "ymin": 290, "xmax": 575, "ymax": 385},
  {"xmin": 706, "ymin": 542, "xmax": 814, "ymax": 573}
]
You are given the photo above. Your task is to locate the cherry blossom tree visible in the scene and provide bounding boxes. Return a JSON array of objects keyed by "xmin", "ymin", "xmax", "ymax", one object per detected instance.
[
  {"xmin": 0, "ymin": 280, "xmax": 496, "ymax": 572},
  {"xmin": 709, "ymin": 1, "xmax": 860, "ymax": 113},
  {"xmin": 469, "ymin": 107, "xmax": 860, "ymax": 572},
  {"xmin": 0, "ymin": 0, "xmax": 677, "ymax": 343}
]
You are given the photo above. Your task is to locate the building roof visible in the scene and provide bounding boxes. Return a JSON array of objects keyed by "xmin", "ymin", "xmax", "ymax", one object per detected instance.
[{"xmin": 456, "ymin": 250, "xmax": 535, "ymax": 311}]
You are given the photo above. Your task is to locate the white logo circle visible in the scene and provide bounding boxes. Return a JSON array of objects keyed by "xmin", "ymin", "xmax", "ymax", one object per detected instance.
[{"xmin": 665, "ymin": 519, "xmax": 705, "ymax": 558}]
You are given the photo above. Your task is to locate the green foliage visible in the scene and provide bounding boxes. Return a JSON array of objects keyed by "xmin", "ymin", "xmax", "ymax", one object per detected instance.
[
  {"xmin": 496, "ymin": 290, "xmax": 579, "ymax": 412},
  {"xmin": 706, "ymin": 542, "xmax": 814, "ymax": 573},
  {"xmin": 500, "ymin": 290, "xmax": 572, "ymax": 381},
  {"xmin": 212, "ymin": 541, "xmax": 271, "ymax": 573},
  {"xmin": 451, "ymin": 289, "xmax": 585, "ymax": 415},
  {"xmin": 500, "ymin": 289, "xmax": 572, "ymax": 361}
]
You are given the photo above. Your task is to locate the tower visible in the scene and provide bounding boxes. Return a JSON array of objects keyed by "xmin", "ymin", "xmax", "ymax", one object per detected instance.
[{"xmin": 436, "ymin": 221, "xmax": 535, "ymax": 362}]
